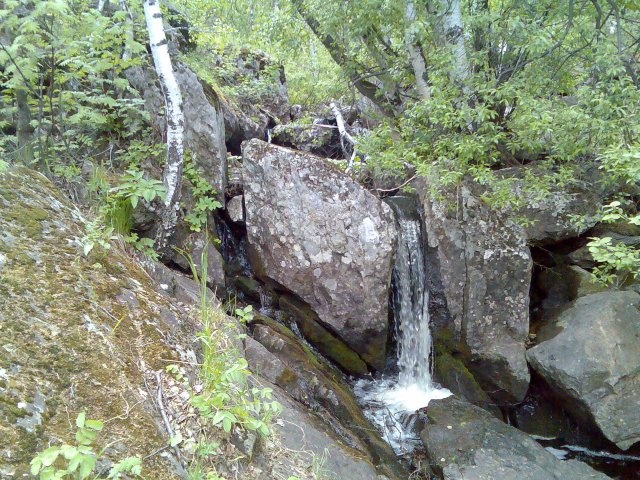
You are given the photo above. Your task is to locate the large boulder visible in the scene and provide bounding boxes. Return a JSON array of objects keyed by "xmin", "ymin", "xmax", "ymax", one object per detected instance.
[
  {"xmin": 527, "ymin": 291, "xmax": 640, "ymax": 450},
  {"xmin": 0, "ymin": 167, "xmax": 198, "ymax": 478},
  {"xmin": 268, "ymin": 381, "xmax": 391, "ymax": 480},
  {"xmin": 507, "ymin": 176, "xmax": 599, "ymax": 244},
  {"xmin": 417, "ymin": 180, "xmax": 531, "ymax": 402},
  {"xmin": 126, "ymin": 63, "xmax": 227, "ymax": 201},
  {"xmin": 243, "ymin": 140, "xmax": 397, "ymax": 370},
  {"xmin": 420, "ymin": 396, "xmax": 610, "ymax": 480}
]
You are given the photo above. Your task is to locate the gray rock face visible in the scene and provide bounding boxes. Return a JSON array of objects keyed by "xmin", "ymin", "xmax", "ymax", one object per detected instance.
[
  {"xmin": 226, "ymin": 195, "xmax": 244, "ymax": 223},
  {"xmin": 126, "ymin": 63, "xmax": 227, "ymax": 200},
  {"xmin": 420, "ymin": 396, "xmax": 610, "ymax": 480},
  {"xmin": 417, "ymin": 181, "xmax": 531, "ymax": 402},
  {"xmin": 243, "ymin": 140, "xmax": 397, "ymax": 370},
  {"xmin": 170, "ymin": 231, "xmax": 226, "ymax": 294},
  {"xmin": 498, "ymin": 167, "xmax": 600, "ymax": 244},
  {"xmin": 244, "ymin": 319, "xmax": 407, "ymax": 480},
  {"xmin": 527, "ymin": 291, "xmax": 640, "ymax": 450},
  {"xmin": 271, "ymin": 123, "xmax": 337, "ymax": 157}
]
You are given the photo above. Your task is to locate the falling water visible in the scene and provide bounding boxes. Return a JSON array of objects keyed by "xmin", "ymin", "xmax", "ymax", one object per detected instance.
[{"xmin": 354, "ymin": 196, "xmax": 450, "ymax": 454}]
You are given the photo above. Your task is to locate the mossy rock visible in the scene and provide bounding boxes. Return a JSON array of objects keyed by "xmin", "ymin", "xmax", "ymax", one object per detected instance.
[
  {"xmin": 0, "ymin": 167, "xmax": 200, "ymax": 478},
  {"xmin": 279, "ymin": 294, "xmax": 368, "ymax": 376},
  {"xmin": 248, "ymin": 317, "xmax": 405, "ymax": 479}
]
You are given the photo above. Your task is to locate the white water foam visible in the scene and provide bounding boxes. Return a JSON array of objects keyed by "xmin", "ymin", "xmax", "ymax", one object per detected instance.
[{"xmin": 355, "ymin": 198, "xmax": 450, "ymax": 454}]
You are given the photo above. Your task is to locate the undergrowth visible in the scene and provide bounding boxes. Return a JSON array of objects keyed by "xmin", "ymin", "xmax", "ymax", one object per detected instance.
[{"xmin": 168, "ymin": 234, "xmax": 281, "ymax": 478}]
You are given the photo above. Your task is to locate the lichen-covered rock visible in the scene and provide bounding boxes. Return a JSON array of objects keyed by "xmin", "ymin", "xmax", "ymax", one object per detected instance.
[
  {"xmin": 126, "ymin": 63, "xmax": 227, "ymax": 201},
  {"xmin": 417, "ymin": 180, "xmax": 531, "ymax": 402},
  {"xmin": 496, "ymin": 167, "xmax": 600, "ymax": 244},
  {"xmin": 420, "ymin": 396, "xmax": 610, "ymax": 480},
  {"xmin": 226, "ymin": 195, "xmax": 244, "ymax": 223},
  {"xmin": 527, "ymin": 291, "xmax": 640, "ymax": 450},
  {"xmin": 0, "ymin": 167, "xmax": 198, "ymax": 478},
  {"xmin": 271, "ymin": 123, "xmax": 338, "ymax": 157},
  {"xmin": 243, "ymin": 140, "xmax": 397, "ymax": 370}
]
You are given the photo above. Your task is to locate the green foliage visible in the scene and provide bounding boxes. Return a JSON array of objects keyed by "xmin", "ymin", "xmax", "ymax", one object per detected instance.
[
  {"xmin": 178, "ymin": 0, "xmax": 350, "ymax": 107},
  {"xmin": 80, "ymin": 220, "xmax": 116, "ymax": 257},
  {"xmin": 0, "ymin": 0, "xmax": 148, "ymax": 171},
  {"xmin": 183, "ymin": 157, "xmax": 222, "ymax": 232},
  {"xmin": 0, "ymin": 160, "xmax": 8, "ymax": 173},
  {"xmin": 588, "ymin": 201, "xmax": 640, "ymax": 286},
  {"xmin": 30, "ymin": 413, "xmax": 142, "ymax": 480},
  {"xmin": 125, "ymin": 232, "xmax": 159, "ymax": 261},
  {"xmin": 234, "ymin": 305, "xmax": 254, "ymax": 323},
  {"xmin": 110, "ymin": 169, "xmax": 166, "ymax": 210},
  {"xmin": 170, "ymin": 239, "xmax": 280, "ymax": 477}
]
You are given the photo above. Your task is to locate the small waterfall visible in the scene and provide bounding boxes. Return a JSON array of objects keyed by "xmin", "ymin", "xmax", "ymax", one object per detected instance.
[
  {"xmin": 393, "ymin": 199, "xmax": 434, "ymax": 390},
  {"xmin": 354, "ymin": 196, "xmax": 450, "ymax": 454}
]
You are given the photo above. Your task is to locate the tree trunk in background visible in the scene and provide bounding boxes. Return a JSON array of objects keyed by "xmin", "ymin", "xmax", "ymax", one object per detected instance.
[
  {"xmin": 404, "ymin": 0, "xmax": 430, "ymax": 100},
  {"xmin": 143, "ymin": 0, "xmax": 184, "ymax": 254},
  {"xmin": 15, "ymin": 88, "xmax": 33, "ymax": 164},
  {"xmin": 439, "ymin": 0, "xmax": 470, "ymax": 83}
]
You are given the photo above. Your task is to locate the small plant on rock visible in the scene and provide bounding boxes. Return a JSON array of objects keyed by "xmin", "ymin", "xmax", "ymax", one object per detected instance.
[{"xmin": 30, "ymin": 412, "xmax": 142, "ymax": 480}]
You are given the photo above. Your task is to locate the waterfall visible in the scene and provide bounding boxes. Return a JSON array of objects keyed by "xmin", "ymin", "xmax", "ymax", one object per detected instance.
[
  {"xmin": 393, "ymin": 199, "xmax": 434, "ymax": 390},
  {"xmin": 354, "ymin": 196, "xmax": 450, "ymax": 454}
]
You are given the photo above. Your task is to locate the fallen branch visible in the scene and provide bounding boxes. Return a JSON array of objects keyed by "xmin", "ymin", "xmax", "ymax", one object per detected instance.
[{"xmin": 373, "ymin": 175, "xmax": 417, "ymax": 193}]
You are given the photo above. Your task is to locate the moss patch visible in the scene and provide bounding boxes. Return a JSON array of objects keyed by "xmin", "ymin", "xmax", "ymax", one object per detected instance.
[
  {"xmin": 0, "ymin": 167, "xmax": 200, "ymax": 479},
  {"xmin": 279, "ymin": 295, "xmax": 368, "ymax": 376}
]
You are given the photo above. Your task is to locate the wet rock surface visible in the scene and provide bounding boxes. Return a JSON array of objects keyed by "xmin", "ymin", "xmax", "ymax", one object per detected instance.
[
  {"xmin": 420, "ymin": 396, "xmax": 610, "ymax": 479},
  {"xmin": 417, "ymin": 180, "xmax": 532, "ymax": 402},
  {"xmin": 244, "ymin": 318, "xmax": 407, "ymax": 480},
  {"xmin": 527, "ymin": 291, "xmax": 640, "ymax": 450},
  {"xmin": 243, "ymin": 139, "xmax": 397, "ymax": 370}
]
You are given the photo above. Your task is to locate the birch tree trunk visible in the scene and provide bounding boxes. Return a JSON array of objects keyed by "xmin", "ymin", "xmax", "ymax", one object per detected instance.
[
  {"xmin": 143, "ymin": 0, "xmax": 184, "ymax": 253},
  {"xmin": 404, "ymin": 0, "xmax": 430, "ymax": 100},
  {"xmin": 439, "ymin": 0, "xmax": 471, "ymax": 83}
]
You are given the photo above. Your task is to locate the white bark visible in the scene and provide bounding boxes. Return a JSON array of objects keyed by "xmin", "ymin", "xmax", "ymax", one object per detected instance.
[
  {"xmin": 97, "ymin": 0, "xmax": 107, "ymax": 12},
  {"xmin": 144, "ymin": 0, "xmax": 184, "ymax": 251},
  {"xmin": 440, "ymin": 0, "xmax": 470, "ymax": 83},
  {"xmin": 330, "ymin": 102, "xmax": 357, "ymax": 172},
  {"xmin": 119, "ymin": 0, "xmax": 134, "ymax": 61},
  {"xmin": 404, "ymin": 1, "xmax": 430, "ymax": 100}
]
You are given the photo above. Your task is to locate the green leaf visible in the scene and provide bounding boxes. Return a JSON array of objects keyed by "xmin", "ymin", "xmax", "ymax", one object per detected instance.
[
  {"xmin": 67, "ymin": 454, "xmax": 82, "ymax": 473},
  {"xmin": 170, "ymin": 432, "xmax": 183, "ymax": 447},
  {"xmin": 39, "ymin": 446, "xmax": 60, "ymax": 467},
  {"xmin": 30, "ymin": 457, "xmax": 42, "ymax": 475},
  {"xmin": 76, "ymin": 412, "xmax": 86, "ymax": 429},
  {"xmin": 59, "ymin": 444, "xmax": 78, "ymax": 460},
  {"xmin": 78, "ymin": 454, "xmax": 97, "ymax": 479},
  {"xmin": 85, "ymin": 419, "xmax": 104, "ymax": 431}
]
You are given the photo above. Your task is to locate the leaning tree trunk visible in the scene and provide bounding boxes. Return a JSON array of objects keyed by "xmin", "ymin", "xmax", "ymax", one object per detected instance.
[{"xmin": 143, "ymin": 0, "xmax": 184, "ymax": 254}]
